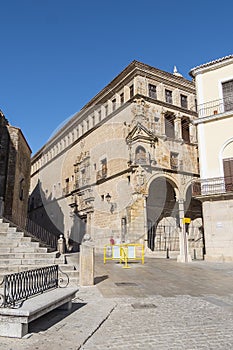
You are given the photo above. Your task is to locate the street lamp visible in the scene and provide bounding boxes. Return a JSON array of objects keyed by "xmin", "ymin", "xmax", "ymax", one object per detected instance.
[{"xmin": 105, "ymin": 193, "xmax": 117, "ymax": 213}]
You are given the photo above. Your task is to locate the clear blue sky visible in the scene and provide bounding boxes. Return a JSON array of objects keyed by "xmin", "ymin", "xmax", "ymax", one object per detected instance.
[{"xmin": 1, "ymin": 0, "xmax": 232, "ymax": 154}]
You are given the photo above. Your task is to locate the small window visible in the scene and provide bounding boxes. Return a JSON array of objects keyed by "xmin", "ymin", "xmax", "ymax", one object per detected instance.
[
  {"xmin": 86, "ymin": 119, "xmax": 89, "ymax": 130},
  {"xmin": 120, "ymin": 92, "xmax": 124, "ymax": 105},
  {"xmin": 19, "ymin": 179, "xmax": 24, "ymax": 201},
  {"xmin": 129, "ymin": 84, "xmax": 134, "ymax": 98},
  {"xmin": 98, "ymin": 110, "xmax": 101, "ymax": 122},
  {"xmin": 105, "ymin": 104, "xmax": 108, "ymax": 116},
  {"xmin": 195, "ymin": 98, "xmax": 197, "ymax": 111},
  {"xmin": 149, "ymin": 84, "xmax": 157, "ymax": 99},
  {"xmin": 92, "ymin": 114, "xmax": 95, "ymax": 126},
  {"xmin": 101, "ymin": 158, "xmax": 107, "ymax": 177},
  {"xmin": 180, "ymin": 94, "xmax": 188, "ymax": 109},
  {"xmin": 112, "ymin": 98, "xmax": 116, "ymax": 111},
  {"xmin": 165, "ymin": 89, "xmax": 173, "ymax": 104}
]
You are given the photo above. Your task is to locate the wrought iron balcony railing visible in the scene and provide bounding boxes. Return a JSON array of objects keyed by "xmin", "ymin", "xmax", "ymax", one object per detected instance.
[
  {"xmin": 73, "ymin": 178, "xmax": 90, "ymax": 190},
  {"xmin": 198, "ymin": 97, "xmax": 233, "ymax": 118},
  {"xmin": 192, "ymin": 176, "xmax": 233, "ymax": 196}
]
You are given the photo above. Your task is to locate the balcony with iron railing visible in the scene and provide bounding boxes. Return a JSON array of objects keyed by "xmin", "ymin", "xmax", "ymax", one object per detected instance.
[
  {"xmin": 198, "ymin": 97, "xmax": 233, "ymax": 119},
  {"xmin": 73, "ymin": 177, "xmax": 91, "ymax": 190},
  {"xmin": 192, "ymin": 176, "xmax": 233, "ymax": 197}
]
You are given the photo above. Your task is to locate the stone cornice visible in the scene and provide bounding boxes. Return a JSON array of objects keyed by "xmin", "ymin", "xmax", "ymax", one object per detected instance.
[{"xmin": 31, "ymin": 62, "xmax": 196, "ymax": 162}]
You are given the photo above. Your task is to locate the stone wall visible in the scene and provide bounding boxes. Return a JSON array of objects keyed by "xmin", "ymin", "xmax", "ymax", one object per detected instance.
[{"xmin": 0, "ymin": 111, "xmax": 31, "ymax": 219}]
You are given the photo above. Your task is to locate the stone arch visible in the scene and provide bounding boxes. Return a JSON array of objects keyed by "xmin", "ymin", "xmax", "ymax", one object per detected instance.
[
  {"xmin": 147, "ymin": 173, "xmax": 180, "ymax": 200},
  {"xmin": 146, "ymin": 175, "xmax": 179, "ymax": 251},
  {"xmin": 184, "ymin": 183, "xmax": 203, "ymax": 221}
]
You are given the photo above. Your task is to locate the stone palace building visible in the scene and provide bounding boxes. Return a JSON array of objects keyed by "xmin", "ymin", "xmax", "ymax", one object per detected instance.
[{"xmin": 29, "ymin": 61, "xmax": 203, "ymax": 256}]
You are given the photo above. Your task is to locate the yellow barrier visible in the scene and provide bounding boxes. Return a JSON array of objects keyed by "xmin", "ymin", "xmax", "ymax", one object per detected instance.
[{"xmin": 103, "ymin": 243, "xmax": 144, "ymax": 268}]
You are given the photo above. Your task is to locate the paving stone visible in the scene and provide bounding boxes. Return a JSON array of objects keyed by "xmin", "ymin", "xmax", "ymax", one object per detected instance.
[{"xmin": 2, "ymin": 257, "xmax": 233, "ymax": 349}]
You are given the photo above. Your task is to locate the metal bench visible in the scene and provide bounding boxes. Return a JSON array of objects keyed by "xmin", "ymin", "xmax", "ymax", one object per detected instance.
[{"xmin": 0, "ymin": 265, "xmax": 78, "ymax": 338}]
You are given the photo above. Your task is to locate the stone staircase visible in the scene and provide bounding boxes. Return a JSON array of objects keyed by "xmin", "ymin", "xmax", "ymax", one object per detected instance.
[{"xmin": 0, "ymin": 219, "xmax": 79, "ymax": 286}]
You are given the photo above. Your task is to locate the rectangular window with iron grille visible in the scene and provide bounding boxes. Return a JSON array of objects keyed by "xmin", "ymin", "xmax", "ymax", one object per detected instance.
[
  {"xmin": 165, "ymin": 89, "xmax": 173, "ymax": 104},
  {"xmin": 180, "ymin": 94, "xmax": 188, "ymax": 109}
]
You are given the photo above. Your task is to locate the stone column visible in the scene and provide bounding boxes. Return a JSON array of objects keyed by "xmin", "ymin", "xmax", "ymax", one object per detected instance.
[
  {"xmin": 177, "ymin": 200, "xmax": 192, "ymax": 263},
  {"xmin": 160, "ymin": 112, "xmax": 166, "ymax": 136},
  {"xmin": 143, "ymin": 195, "xmax": 148, "ymax": 245},
  {"xmin": 189, "ymin": 123, "xmax": 197, "ymax": 144},
  {"xmin": 174, "ymin": 115, "xmax": 182, "ymax": 140},
  {"xmin": 79, "ymin": 243, "xmax": 94, "ymax": 286}
]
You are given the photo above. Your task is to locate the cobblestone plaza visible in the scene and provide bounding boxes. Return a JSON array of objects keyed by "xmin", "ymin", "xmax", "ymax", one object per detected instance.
[{"xmin": 2, "ymin": 256, "xmax": 233, "ymax": 349}]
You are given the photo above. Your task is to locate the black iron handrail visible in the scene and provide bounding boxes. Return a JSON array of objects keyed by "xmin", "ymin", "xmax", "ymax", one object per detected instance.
[
  {"xmin": 2, "ymin": 212, "xmax": 58, "ymax": 250},
  {"xmin": 0, "ymin": 265, "xmax": 69, "ymax": 308}
]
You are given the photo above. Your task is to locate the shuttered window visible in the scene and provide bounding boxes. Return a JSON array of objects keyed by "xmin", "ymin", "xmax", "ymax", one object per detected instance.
[
  {"xmin": 223, "ymin": 158, "xmax": 233, "ymax": 192},
  {"xmin": 222, "ymin": 80, "xmax": 233, "ymax": 112}
]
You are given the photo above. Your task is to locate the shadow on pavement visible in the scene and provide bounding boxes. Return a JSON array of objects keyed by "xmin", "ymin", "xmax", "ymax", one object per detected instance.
[
  {"xmin": 29, "ymin": 302, "xmax": 86, "ymax": 334},
  {"xmin": 94, "ymin": 275, "xmax": 108, "ymax": 284}
]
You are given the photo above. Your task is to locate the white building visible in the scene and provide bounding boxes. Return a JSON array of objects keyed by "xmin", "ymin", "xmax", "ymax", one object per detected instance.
[{"xmin": 190, "ymin": 54, "xmax": 233, "ymax": 261}]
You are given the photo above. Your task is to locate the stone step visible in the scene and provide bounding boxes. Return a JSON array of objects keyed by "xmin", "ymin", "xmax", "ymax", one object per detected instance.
[
  {"xmin": 0, "ymin": 226, "xmax": 18, "ymax": 234},
  {"xmin": 0, "ymin": 252, "xmax": 59, "ymax": 259},
  {"xmin": 0, "ymin": 231, "xmax": 25, "ymax": 238},
  {"xmin": 145, "ymin": 250, "xmax": 180, "ymax": 259},
  {"xmin": 62, "ymin": 270, "xmax": 79, "ymax": 278},
  {"xmin": 0, "ymin": 258, "xmax": 56, "ymax": 266},
  {"xmin": 58, "ymin": 263, "xmax": 77, "ymax": 271},
  {"xmin": 0, "ymin": 265, "xmax": 79, "ymax": 284},
  {"xmin": 0, "ymin": 222, "xmax": 10, "ymax": 230},
  {"xmin": 0, "ymin": 264, "xmax": 58, "ymax": 275},
  {"xmin": 0, "ymin": 241, "xmax": 40, "ymax": 248},
  {"xmin": 0, "ymin": 247, "xmax": 48, "ymax": 254},
  {"xmin": 0, "ymin": 236, "xmax": 33, "ymax": 243},
  {"xmin": 12, "ymin": 246, "xmax": 48, "ymax": 253}
]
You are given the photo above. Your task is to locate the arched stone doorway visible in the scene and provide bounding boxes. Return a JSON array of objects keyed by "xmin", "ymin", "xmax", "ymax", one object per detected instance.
[
  {"xmin": 146, "ymin": 178, "xmax": 204, "ymax": 259},
  {"xmin": 184, "ymin": 185, "xmax": 205, "ymax": 259},
  {"xmin": 146, "ymin": 177, "xmax": 179, "ymax": 252}
]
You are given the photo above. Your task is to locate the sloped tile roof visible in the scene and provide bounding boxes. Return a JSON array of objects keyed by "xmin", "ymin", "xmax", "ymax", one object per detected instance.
[{"xmin": 189, "ymin": 54, "xmax": 233, "ymax": 77}]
